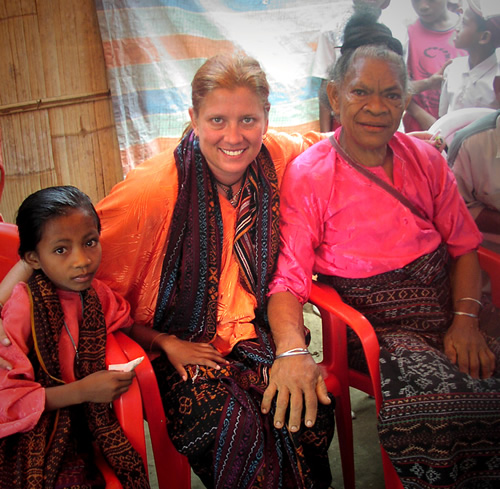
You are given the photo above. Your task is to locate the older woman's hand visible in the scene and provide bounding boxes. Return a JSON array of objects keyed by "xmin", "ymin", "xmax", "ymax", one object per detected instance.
[
  {"xmin": 444, "ymin": 317, "xmax": 496, "ymax": 379},
  {"xmin": 264, "ymin": 291, "xmax": 332, "ymax": 431},
  {"xmin": 261, "ymin": 353, "xmax": 330, "ymax": 432}
]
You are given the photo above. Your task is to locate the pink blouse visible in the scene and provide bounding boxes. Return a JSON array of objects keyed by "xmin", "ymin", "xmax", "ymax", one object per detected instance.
[
  {"xmin": 0, "ymin": 279, "xmax": 133, "ymax": 438},
  {"xmin": 268, "ymin": 130, "xmax": 482, "ymax": 304}
]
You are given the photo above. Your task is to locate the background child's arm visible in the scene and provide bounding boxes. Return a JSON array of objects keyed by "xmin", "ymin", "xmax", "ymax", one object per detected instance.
[
  {"xmin": 405, "ymin": 99, "xmax": 437, "ymax": 131},
  {"xmin": 44, "ymin": 369, "xmax": 135, "ymax": 410},
  {"xmin": 409, "ymin": 59, "xmax": 452, "ymax": 95}
]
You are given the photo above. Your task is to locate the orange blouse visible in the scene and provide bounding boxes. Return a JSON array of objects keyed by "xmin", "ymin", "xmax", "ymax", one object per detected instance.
[{"xmin": 96, "ymin": 130, "xmax": 323, "ymax": 354}]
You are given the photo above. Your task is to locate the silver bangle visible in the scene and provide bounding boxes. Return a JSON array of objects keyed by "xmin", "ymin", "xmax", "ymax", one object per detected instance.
[
  {"xmin": 453, "ymin": 311, "xmax": 479, "ymax": 319},
  {"xmin": 457, "ymin": 297, "xmax": 483, "ymax": 309},
  {"xmin": 275, "ymin": 348, "xmax": 310, "ymax": 360}
]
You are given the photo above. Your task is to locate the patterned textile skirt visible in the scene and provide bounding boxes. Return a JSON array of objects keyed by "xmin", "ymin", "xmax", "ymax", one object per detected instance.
[
  {"xmin": 319, "ymin": 245, "xmax": 500, "ymax": 488},
  {"xmin": 152, "ymin": 339, "xmax": 335, "ymax": 489}
]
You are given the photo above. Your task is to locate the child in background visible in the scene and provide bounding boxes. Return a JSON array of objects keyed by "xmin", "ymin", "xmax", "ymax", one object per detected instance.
[
  {"xmin": 404, "ymin": 0, "xmax": 466, "ymax": 131},
  {"xmin": 447, "ymin": 0, "xmax": 464, "ymax": 14},
  {"xmin": 312, "ymin": 0, "xmax": 392, "ymax": 131},
  {"xmin": 439, "ymin": 0, "xmax": 500, "ymax": 117},
  {"xmin": 0, "ymin": 186, "xmax": 149, "ymax": 489}
]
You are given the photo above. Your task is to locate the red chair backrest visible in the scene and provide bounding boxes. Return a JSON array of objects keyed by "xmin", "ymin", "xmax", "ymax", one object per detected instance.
[
  {"xmin": 0, "ymin": 222, "xmax": 20, "ymax": 281},
  {"xmin": 0, "ymin": 127, "xmax": 4, "ymax": 220}
]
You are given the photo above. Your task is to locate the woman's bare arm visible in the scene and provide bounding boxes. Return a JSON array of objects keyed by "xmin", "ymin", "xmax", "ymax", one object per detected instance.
[
  {"xmin": 444, "ymin": 250, "xmax": 496, "ymax": 379},
  {"xmin": 0, "ymin": 261, "xmax": 32, "ymax": 367}
]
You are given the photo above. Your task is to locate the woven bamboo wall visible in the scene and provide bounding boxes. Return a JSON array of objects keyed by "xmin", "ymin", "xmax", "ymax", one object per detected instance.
[{"xmin": 0, "ymin": 0, "xmax": 122, "ymax": 224}]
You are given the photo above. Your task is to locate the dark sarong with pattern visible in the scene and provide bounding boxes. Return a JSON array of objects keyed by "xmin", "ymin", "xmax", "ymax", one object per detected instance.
[
  {"xmin": 319, "ymin": 245, "xmax": 500, "ymax": 488},
  {"xmin": 0, "ymin": 271, "xmax": 149, "ymax": 489},
  {"xmin": 152, "ymin": 131, "xmax": 335, "ymax": 489}
]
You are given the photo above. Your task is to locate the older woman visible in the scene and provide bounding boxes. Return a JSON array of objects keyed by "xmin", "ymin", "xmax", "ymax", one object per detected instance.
[
  {"xmin": 0, "ymin": 54, "xmax": 335, "ymax": 489},
  {"xmin": 265, "ymin": 10, "xmax": 500, "ymax": 489}
]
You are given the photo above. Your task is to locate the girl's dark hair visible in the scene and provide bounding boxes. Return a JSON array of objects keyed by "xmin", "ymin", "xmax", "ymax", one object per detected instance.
[
  {"xmin": 331, "ymin": 8, "xmax": 408, "ymax": 94},
  {"xmin": 16, "ymin": 185, "xmax": 101, "ymax": 257}
]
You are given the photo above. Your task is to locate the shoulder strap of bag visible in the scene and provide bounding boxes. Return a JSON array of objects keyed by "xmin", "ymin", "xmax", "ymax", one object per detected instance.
[{"xmin": 329, "ymin": 134, "xmax": 427, "ymax": 221}]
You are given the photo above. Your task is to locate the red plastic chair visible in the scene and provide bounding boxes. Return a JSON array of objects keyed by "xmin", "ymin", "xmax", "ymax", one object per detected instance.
[
  {"xmin": 310, "ymin": 281, "xmax": 403, "ymax": 489},
  {"xmin": 106, "ymin": 334, "xmax": 148, "ymax": 467},
  {"xmin": 0, "ymin": 128, "xmax": 5, "ymax": 222},
  {"xmin": 0, "ymin": 222, "xmax": 19, "ymax": 280},
  {"xmin": 314, "ymin": 297, "xmax": 358, "ymax": 489},
  {"xmin": 309, "ymin": 246, "xmax": 500, "ymax": 489},
  {"xmin": 105, "ymin": 334, "xmax": 148, "ymax": 488},
  {"xmin": 478, "ymin": 246, "xmax": 500, "ymax": 308},
  {"xmin": 111, "ymin": 331, "xmax": 192, "ymax": 489}
]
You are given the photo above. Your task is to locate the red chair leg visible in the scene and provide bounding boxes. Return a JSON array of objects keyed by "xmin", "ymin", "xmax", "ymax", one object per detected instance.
[
  {"xmin": 324, "ymin": 374, "xmax": 356, "ymax": 489},
  {"xmin": 310, "ymin": 282, "xmax": 405, "ymax": 489},
  {"xmin": 316, "ymin": 292, "xmax": 356, "ymax": 489},
  {"xmin": 106, "ymin": 333, "xmax": 148, "ymax": 470}
]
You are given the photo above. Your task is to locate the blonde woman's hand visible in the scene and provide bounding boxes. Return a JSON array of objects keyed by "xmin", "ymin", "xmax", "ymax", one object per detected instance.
[{"xmin": 157, "ymin": 335, "xmax": 229, "ymax": 381}]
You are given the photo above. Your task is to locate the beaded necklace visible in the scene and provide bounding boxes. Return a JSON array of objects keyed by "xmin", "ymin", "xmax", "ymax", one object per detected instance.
[{"xmin": 216, "ymin": 180, "xmax": 244, "ymax": 207}]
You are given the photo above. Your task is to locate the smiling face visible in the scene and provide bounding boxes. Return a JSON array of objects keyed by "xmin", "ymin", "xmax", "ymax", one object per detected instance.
[
  {"xmin": 328, "ymin": 55, "xmax": 409, "ymax": 163},
  {"xmin": 25, "ymin": 209, "xmax": 102, "ymax": 292},
  {"xmin": 189, "ymin": 86, "xmax": 269, "ymax": 185}
]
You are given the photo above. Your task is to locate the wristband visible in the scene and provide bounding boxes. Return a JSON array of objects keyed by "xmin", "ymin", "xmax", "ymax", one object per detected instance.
[
  {"xmin": 149, "ymin": 333, "xmax": 169, "ymax": 352},
  {"xmin": 453, "ymin": 311, "xmax": 479, "ymax": 319},
  {"xmin": 275, "ymin": 347, "xmax": 310, "ymax": 360},
  {"xmin": 457, "ymin": 297, "xmax": 482, "ymax": 309}
]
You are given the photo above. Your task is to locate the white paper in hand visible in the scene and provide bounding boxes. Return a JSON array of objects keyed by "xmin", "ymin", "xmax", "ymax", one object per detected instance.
[{"xmin": 108, "ymin": 356, "xmax": 144, "ymax": 372}]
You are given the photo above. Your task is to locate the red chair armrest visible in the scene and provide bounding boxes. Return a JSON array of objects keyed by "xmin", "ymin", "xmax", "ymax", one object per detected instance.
[
  {"xmin": 106, "ymin": 333, "xmax": 148, "ymax": 471},
  {"xmin": 113, "ymin": 331, "xmax": 191, "ymax": 489},
  {"xmin": 478, "ymin": 246, "xmax": 500, "ymax": 308},
  {"xmin": 0, "ymin": 222, "xmax": 20, "ymax": 282},
  {"xmin": 310, "ymin": 282, "xmax": 383, "ymax": 411}
]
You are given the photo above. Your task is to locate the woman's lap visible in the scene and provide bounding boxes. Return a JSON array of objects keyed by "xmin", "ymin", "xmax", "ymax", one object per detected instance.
[
  {"xmin": 377, "ymin": 331, "xmax": 500, "ymax": 488},
  {"xmin": 152, "ymin": 354, "xmax": 335, "ymax": 489}
]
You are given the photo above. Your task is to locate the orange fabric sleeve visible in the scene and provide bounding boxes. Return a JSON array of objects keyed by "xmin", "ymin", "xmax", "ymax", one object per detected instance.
[{"xmin": 95, "ymin": 131, "xmax": 324, "ymax": 350}]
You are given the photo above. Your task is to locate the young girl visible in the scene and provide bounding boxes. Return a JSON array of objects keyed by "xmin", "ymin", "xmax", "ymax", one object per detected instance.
[{"xmin": 0, "ymin": 186, "xmax": 149, "ymax": 489}]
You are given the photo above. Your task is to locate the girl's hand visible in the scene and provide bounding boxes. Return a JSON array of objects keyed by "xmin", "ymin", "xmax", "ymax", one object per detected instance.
[
  {"xmin": 78, "ymin": 369, "xmax": 135, "ymax": 403},
  {"xmin": 157, "ymin": 335, "xmax": 228, "ymax": 381}
]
